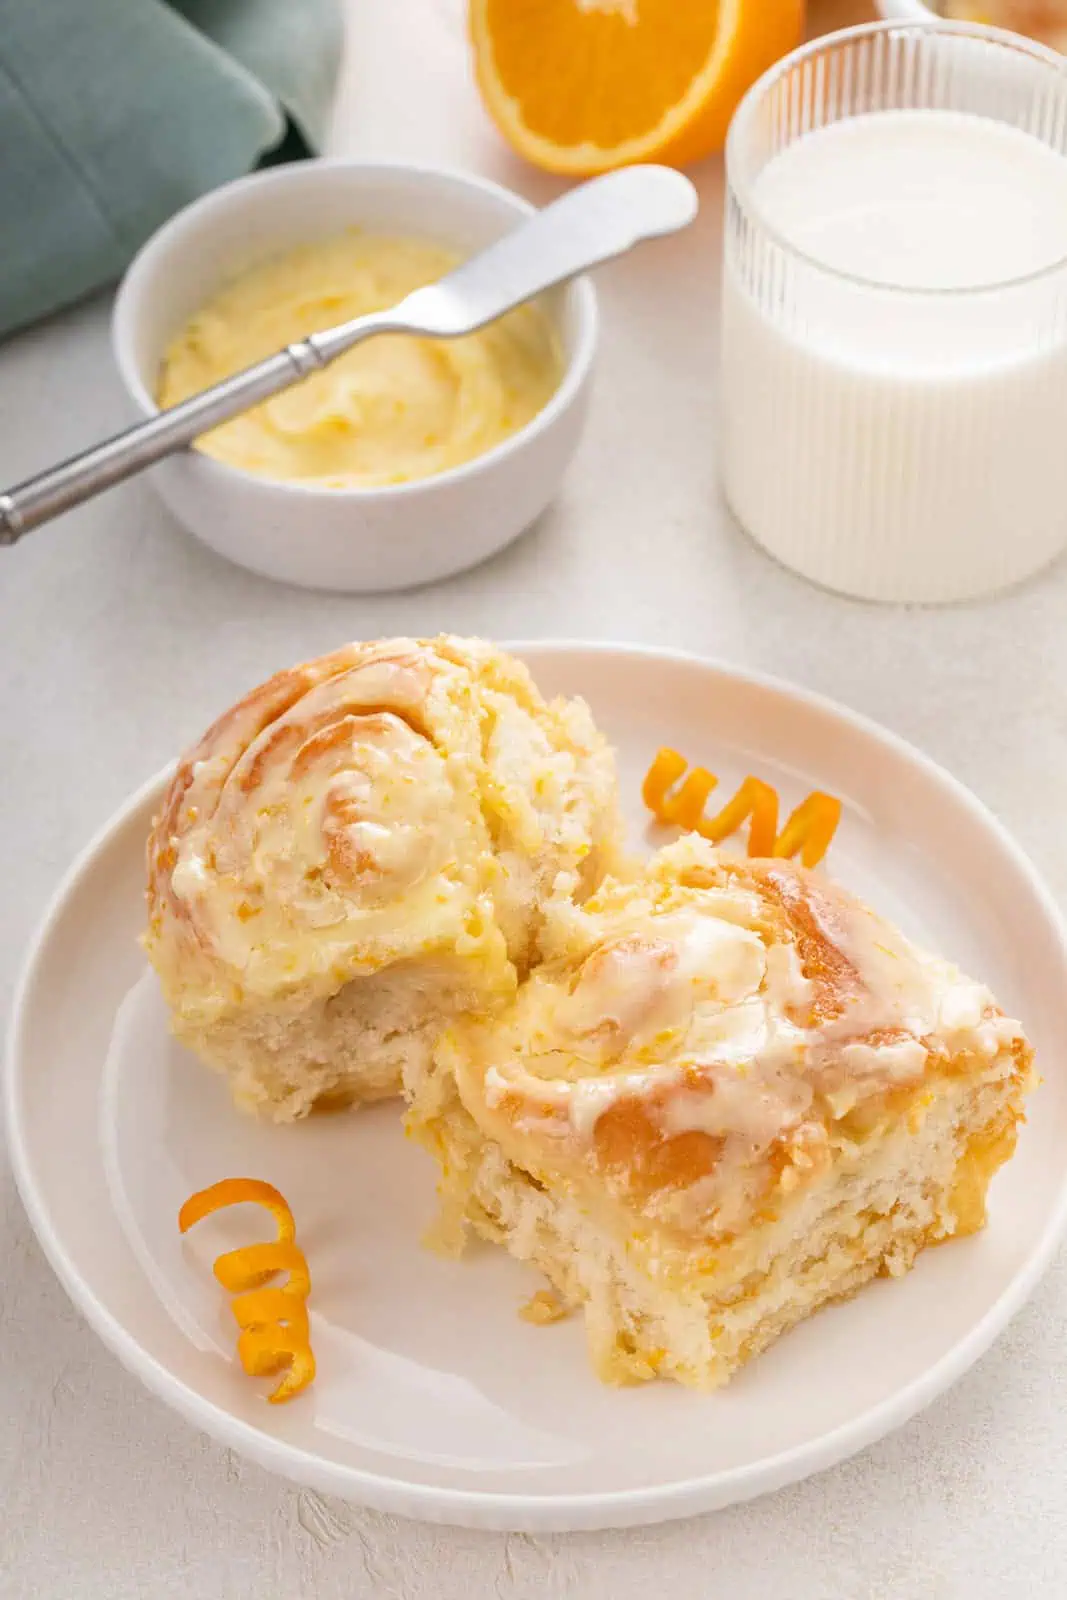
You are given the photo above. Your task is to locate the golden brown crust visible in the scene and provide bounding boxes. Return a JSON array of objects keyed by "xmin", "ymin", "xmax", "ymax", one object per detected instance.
[
  {"xmin": 741, "ymin": 859, "xmax": 865, "ymax": 1023},
  {"xmin": 147, "ymin": 647, "xmax": 370, "ymax": 929},
  {"xmin": 144, "ymin": 636, "xmax": 625, "ymax": 1119}
]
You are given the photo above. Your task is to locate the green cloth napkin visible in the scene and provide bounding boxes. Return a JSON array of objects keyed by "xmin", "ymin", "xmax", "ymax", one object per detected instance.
[{"xmin": 0, "ymin": 0, "xmax": 342, "ymax": 337}]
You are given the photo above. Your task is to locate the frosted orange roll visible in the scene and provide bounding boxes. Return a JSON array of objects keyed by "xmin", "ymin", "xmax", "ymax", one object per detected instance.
[
  {"xmin": 145, "ymin": 636, "xmax": 623, "ymax": 1121},
  {"xmin": 413, "ymin": 835, "xmax": 1034, "ymax": 1388}
]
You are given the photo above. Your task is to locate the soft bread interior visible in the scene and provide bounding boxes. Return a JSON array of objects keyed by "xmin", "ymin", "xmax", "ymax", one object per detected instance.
[
  {"xmin": 174, "ymin": 958, "xmax": 509, "ymax": 1123},
  {"xmin": 409, "ymin": 1045, "xmax": 1030, "ymax": 1388}
]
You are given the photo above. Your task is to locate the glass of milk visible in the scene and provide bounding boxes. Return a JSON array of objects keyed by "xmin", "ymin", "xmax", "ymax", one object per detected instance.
[{"xmin": 721, "ymin": 20, "xmax": 1067, "ymax": 603}]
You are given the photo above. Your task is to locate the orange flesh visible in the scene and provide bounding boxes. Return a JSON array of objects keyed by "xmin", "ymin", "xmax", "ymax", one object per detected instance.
[
  {"xmin": 470, "ymin": 0, "xmax": 805, "ymax": 174},
  {"xmin": 482, "ymin": 0, "xmax": 723, "ymax": 148}
]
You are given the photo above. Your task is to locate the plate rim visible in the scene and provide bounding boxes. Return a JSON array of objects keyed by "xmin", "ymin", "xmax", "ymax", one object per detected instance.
[{"xmin": 8, "ymin": 639, "xmax": 1067, "ymax": 1531}]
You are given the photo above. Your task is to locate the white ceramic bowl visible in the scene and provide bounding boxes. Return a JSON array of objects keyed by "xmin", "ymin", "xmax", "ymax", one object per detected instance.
[{"xmin": 112, "ymin": 162, "xmax": 598, "ymax": 593}]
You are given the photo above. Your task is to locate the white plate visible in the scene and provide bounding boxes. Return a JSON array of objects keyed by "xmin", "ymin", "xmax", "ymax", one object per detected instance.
[{"xmin": 7, "ymin": 643, "xmax": 1067, "ymax": 1532}]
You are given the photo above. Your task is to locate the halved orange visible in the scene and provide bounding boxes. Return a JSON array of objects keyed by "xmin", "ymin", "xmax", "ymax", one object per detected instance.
[{"xmin": 469, "ymin": 0, "xmax": 806, "ymax": 176}]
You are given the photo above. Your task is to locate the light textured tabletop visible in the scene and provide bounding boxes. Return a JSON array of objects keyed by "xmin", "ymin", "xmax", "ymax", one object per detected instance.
[{"xmin": 3, "ymin": 5, "xmax": 1067, "ymax": 1597}]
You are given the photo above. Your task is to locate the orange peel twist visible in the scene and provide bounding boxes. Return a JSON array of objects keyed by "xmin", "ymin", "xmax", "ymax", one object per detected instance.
[
  {"xmin": 642, "ymin": 748, "xmax": 841, "ymax": 868},
  {"xmin": 179, "ymin": 1178, "xmax": 316, "ymax": 1404}
]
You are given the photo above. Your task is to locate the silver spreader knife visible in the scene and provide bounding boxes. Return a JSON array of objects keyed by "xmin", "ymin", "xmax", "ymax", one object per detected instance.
[{"xmin": 0, "ymin": 164, "xmax": 698, "ymax": 546}]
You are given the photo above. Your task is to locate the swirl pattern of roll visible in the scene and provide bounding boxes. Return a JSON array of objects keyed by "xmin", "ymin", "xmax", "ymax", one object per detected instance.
[{"xmin": 145, "ymin": 636, "xmax": 623, "ymax": 1120}]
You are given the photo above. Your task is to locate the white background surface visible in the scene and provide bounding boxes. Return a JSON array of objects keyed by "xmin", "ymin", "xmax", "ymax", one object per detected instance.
[{"xmin": 3, "ymin": 2, "xmax": 1067, "ymax": 1595}]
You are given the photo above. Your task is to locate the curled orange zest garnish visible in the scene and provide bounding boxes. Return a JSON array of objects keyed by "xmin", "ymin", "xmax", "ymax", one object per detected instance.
[
  {"xmin": 179, "ymin": 1178, "xmax": 315, "ymax": 1404},
  {"xmin": 237, "ymin": 1327, "xmax": 317, "ymax": 1405},
  {"xmin": 643, "ymin": 747, "xmax": 841, "ymax": 868},
  {"xmin": 231, "ymin": 1287, "xmax": 310, "ymax": 1335},
  {"xmin": 178, "ymin": 1178, "xmax": 296, "ymax": 1243},
  {"xmin": 772, "ymin": 788, "xmax": 843, "ymax": 869},
  {"xmin": 213, "ymin": 1240, "xmax": 310, "ymax": 1296}
]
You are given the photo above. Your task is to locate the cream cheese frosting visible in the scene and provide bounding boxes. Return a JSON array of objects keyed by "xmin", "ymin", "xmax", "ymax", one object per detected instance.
[{"xmin": 449, "ymin": 836, "xmax": 1029, "ymax": 1239}]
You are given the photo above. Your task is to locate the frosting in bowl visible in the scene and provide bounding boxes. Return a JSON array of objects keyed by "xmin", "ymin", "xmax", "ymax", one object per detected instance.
[{"xmin": 157, "ymin": 231, "xmax": 562, "ymax": 489}]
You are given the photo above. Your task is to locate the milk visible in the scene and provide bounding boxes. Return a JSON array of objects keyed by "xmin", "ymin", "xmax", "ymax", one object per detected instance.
[{"xmin": 721, "ymin": 109, "xmax": 1067, "ymax": 602}]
